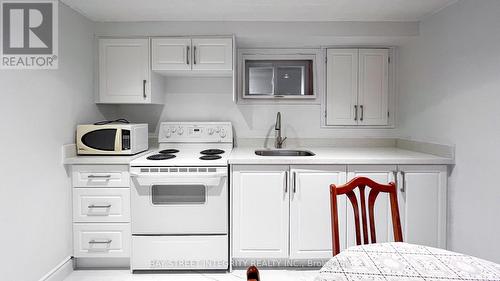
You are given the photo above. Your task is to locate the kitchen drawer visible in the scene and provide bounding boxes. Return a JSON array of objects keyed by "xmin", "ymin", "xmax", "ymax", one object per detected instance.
[
  {"xmin": 72, "ymin": 165, "xmax": 129, "ymax": 188},
  {"xmin": 73, "ymin": 188, "xmax": 130, "ymax": 222},
  {"xmin": 73, "ymin": 223, "xmax": 131, "ymax": 258},
  {"xmin": 132, "ymin": 235, "xmax": 228, "ymax": 270}
]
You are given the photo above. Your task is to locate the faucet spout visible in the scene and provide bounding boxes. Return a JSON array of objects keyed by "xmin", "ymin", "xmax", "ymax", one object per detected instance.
[
  {"xmin": 275, "ymin": 112, "xmax": 286, "ymax": 148},
  {"xmin": 275, "ymin": 112, "xmax": 281, "ymax": 130}
]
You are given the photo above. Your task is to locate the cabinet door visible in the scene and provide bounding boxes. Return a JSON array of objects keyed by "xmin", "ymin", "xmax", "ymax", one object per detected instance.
[
  {"xmin": 232, "ymin": 165, "xmax": 289, "ymax": 258},
  {"xmin": 289, "ymin": 165, "xmax": 347, "ymax": 259},
  {"xmin": 98, "ymin": 38, "xmax": 150, "ymax": 103},
  {"xmin": 326, "ymin": 49, "xmax": 359, "ymax": 126},
  {"xmin": 358, "ymin": 49, "xmax": 389, "ymax": 125},
  {"xmin": 398, "ymin": 165, "xmax": 447, "ymax": 248},
  {"xmin": 346, "ymin": 165, "xmax": 398, "ymax": 247},
  {"xmin": 151, "ymin": 38, "xmax": 192, "ymax": 71},
  {"xmin": 192, "ymin": 38, "xmax": 233, "ymax": 71}
]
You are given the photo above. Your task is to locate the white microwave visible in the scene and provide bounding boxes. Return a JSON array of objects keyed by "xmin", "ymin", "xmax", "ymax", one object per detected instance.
[{"xmin": 77, "ymin": 123, "xmax": 148, "ymax": 155}]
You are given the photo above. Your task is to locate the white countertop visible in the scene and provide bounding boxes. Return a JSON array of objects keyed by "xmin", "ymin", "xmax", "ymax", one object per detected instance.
[
  {"xmin": 228, "ymin": 146, "xmax": 454, "ymax": 165},
  {"xmin": 63, "ymin": 143, "xmax": 454, "ymax": 165},
  {"xmin": 63, "ymin": 151, "xmax": 150, "ymax": 165}
]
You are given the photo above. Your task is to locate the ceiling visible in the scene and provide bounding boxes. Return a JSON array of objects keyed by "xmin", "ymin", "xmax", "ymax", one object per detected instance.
[{"xmin": 61, "ymin": 0, "xmax": 457, "ymax": 22}]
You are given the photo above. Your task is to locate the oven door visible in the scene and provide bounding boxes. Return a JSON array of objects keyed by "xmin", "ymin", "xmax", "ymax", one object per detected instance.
[{"xmin": 131, "ymin": 169, "xmax": 228, "ymax": 234}]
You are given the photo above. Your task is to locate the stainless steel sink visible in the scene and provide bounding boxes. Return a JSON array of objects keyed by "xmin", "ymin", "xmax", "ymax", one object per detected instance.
[{"xmin": 254, "ymin": 149, "xmax": 315, "ymax": 157}]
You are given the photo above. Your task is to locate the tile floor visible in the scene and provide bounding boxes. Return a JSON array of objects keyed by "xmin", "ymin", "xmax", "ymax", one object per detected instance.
[{"xmin": 64, "ymin": 269, "xmax": 320, "ymax": 281}]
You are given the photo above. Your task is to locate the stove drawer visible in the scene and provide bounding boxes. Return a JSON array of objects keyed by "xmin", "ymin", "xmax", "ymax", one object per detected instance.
[
  {"xmin": 73, "ymin": 223, "xmax": 130, "ymax": 258},
  {"xmin": 73, "ymin": 188, "xmax": 130, "ymax": 222},
  {"xmin": 72, "ymin": 165, "xmax": 129, "ymax": 188},
  {"xmin": 132, "ymin": 235, "xmax": 228, "ymax": 270}
]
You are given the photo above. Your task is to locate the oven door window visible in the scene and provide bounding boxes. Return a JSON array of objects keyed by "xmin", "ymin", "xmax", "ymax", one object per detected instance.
[{"xmin": 151, "ymin": 185, "xmax": 206, "ymax": 205}]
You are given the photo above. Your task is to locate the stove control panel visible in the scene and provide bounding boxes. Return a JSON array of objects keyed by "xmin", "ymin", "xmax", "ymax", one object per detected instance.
[{"xmin": 159, "ymin": 122, "xmax": 233, "ymax": 143}]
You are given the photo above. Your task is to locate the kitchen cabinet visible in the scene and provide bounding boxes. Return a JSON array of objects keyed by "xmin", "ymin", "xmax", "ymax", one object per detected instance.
[
  {"xmin": 289, "ymin": 165, "xmax": 346, "ymax": 259},
  {"xmin": 232, "ymin": 165, "xmax": 290, "ymax": 258},
  {"xmin": 191, "ymin": 38, "xmax": 233, "ymax": 71},
  {"xmin": 71, "ymin": 164, "xmax": 131, "ymax": 266},
  {"xmin": 346, "ymin": 165, "xmax": 399, "ymax": 247},
  {"xmin": 326, "ymin": 48, "xmax": 389, "ymax": 126},
  {"xmin": 152, "ymin": 37, "xmax": 233, "ymax": 74},
  {"xmin": 398, "ymin": 165, "xmax": 447, "ymax": 248},
  {"xmin": 73, "ymin": 223, "xmax": 131, "ymax": 258},
  {"xmin": 97, "ymin": 38, "xmax": 164, "ymax": 104},
  {"xmin": 231, "ymin": 164, "xmax": 447, "ymax": 263},
  {"xmin": 151, "ymin": 38, "xmax": 192, "ymax": 71}
]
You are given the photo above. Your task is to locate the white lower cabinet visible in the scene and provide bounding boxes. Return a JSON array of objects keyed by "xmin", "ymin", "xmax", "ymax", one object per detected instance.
[
  {"xmin": 289, "ymin": 165, "xmax": 346, "ymax": 259},
  {"xmin": 232, "ymin": 165, "xmax": 289, "ymax": 258},
  {"xmin": 398, "ymin": 165, "xmax": 447, "ymax": 248},
  {"xmin": 73, "ymin": 188, "xmax": 130, "ymax": 222},
  {"xmin": 346, "ymin": 165, "xmax": 398, "ymax": 247},
  {"xmin": 231, "ymin": 164, "xmax": 447, "ymax": 263},
  {"xmin": 73, "ymin": 223, "xmax": 131, "ymax": 258},
  {"xmin": 71, "ymin": 165, "xmax": 131, "ymax": 265}
]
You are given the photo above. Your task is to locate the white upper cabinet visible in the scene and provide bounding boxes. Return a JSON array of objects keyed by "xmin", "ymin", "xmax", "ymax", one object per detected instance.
[
  {"xmin": 151, "ymin": 37, "xmax": 233, "ymax": 75},
  {"xmin": 97, "ymin": 38, "xmax": 163, "ymax": 104},
  {"xmin": 358, "ymin": 49, "xmax": 389, "ymax": 125},
  {"xmin": 151, "ymin": 38, "xmax": 192, "ymax": 71},
  {"xmin": 326, "ymin": 48, "xmax": 390, "ymax": 126},
  {"xmin": 98, "ymin": 38, "xmax": 149, "ymax": 103},
  {"xmin": 326, "ymin": 49, "xmax": 359, "ymax": 126},
  {"xmin": 192, "ymin": 38, "xmax": 233, "ymax": 71}
]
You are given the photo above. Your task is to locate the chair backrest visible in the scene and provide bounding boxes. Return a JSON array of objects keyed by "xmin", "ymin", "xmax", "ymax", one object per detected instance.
[
  {"xmin": 329, "ymin": 176, "xmax": 403, "ymax": 255},
  {"xmin": 247, "ymin": 265, "xmax": 260, "ymax": 281}
]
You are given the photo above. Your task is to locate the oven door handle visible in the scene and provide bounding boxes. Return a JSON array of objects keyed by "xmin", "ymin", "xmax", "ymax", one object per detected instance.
[
  {"xmin": 131, "ymin": 173, "xmax": 227, "ymax": 186},
  {"xmin": 130, "ymin": 172, "xmax": 226, "ymax": 178}
]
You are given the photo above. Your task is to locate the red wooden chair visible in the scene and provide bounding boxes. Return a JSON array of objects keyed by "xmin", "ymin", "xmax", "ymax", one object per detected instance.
[
  {"xmin": 247, "ymin": 265, "xmax": 260, "ymax": 281},
  {"xmin": 330, "ymin": 177, "xmax": 403, "ymax": 256}
]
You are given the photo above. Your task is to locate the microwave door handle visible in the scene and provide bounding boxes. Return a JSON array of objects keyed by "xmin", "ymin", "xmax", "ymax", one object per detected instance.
[{"xmin": 115, "ymin": 128, "xmax": 121, "ymax": 152}]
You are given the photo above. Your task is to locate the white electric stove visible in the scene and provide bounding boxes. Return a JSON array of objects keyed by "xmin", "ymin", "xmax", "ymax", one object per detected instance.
[{"xmin": 129, "ymin": 122, "xmax": 232, "ymax": 271}]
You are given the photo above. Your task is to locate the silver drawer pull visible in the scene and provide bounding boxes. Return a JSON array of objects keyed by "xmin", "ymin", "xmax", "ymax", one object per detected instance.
[
  {"xmin": 88, "ymin": 204, "xmax": 112, "ymax": 209},
  {"xmin": 87, "ymin": 175, "xmax": 111, "ymax": 179},
  {"xmin": 89, "ymin": 239, "xmax": 112, "ymax": 244}
]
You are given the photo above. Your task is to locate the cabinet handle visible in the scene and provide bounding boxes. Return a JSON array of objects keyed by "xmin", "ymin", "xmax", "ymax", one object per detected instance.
[
  {"xmin": 87, "ymin": 174, "xmax": 111, "ymax": 179},
  {"xmin": 392, "ymin": 170, "xmax": 398, "ymax": 187},
  {"xmin": 193, "ymin": 46, "xmax": 197, "ymax": 64},
  {"xmin": 186, "ymin": 46, "xmax": 190, "ymax": 65},
  {"xmin": 400, "ymin": 171, "xmax": 406, "ymax": 193},
  {"xmin": 88, "ymin": 204, "xmax": 112, "ymax": 209},
  {"xmin": 89, "ymin": 239, "xmax": 112, "ymax": 244},
  {"xmin": 292, "ymin": 171, "xmax": 297, "ymax": 195},
  {"xmin": 142, "ymin": 79, "xmax": 147, "ymax": 99},
  {"xmin": 284, "ymin": 171, "xmax": 288, "ymax": 193},
  {"xmin": 354, "ymin": 105, "xmax": 358, "ymax": 121},
  {"xmin": 360, "ymin": 105, "xmax": 364, "ymax": 121}
]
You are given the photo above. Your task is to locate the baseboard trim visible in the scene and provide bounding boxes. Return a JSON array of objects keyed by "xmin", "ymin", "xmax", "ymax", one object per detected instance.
[{"xmin": 39, "ymin": 256, "xmax": 73, "ymax": 281}]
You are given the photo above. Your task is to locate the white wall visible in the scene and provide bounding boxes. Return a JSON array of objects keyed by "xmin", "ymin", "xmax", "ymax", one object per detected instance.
[
  {"xmin": 96, "ymin": 21, "xmax": 415, "ymax": 140},
  {"xmin": 398, "ymin": 0, "xmax": 500, "ymax": 262},
  {"xmin": 0, "ymin": 4, "xmax": 103, "ymax": 281}
]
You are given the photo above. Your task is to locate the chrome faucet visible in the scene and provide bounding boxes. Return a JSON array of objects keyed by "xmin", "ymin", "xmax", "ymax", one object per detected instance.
[{"xmin": 275, "ymin": 112, "xmax": 287, "ymax": 149}]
